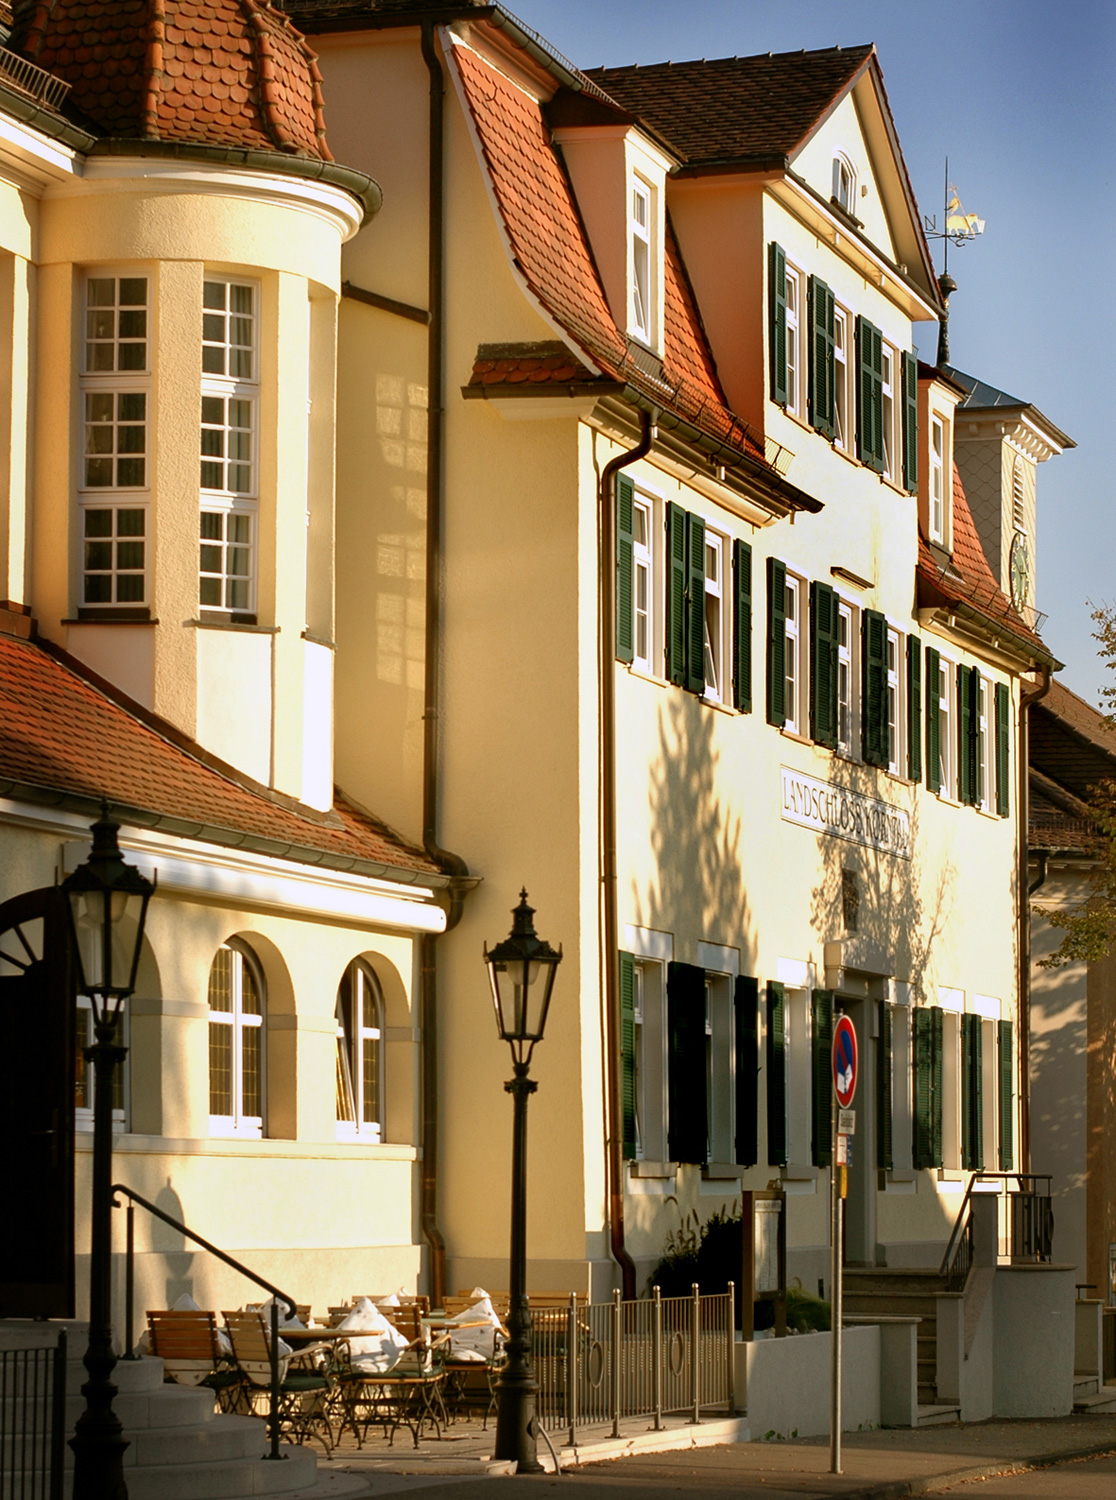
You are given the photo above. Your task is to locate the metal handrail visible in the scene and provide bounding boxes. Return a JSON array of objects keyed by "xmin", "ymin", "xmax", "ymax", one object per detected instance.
[
  {"xmin": 112, "ymin": 1182, "xmax": 296, "ymax": 1461},
  {"xmin": 939, "ymin": 1172, "xmax": 1054, "ymax": 1278}
]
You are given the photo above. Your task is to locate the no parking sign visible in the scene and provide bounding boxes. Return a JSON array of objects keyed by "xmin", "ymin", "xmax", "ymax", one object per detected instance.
[{"xmin": 833, "ymin": 1014, "xmax": 857, "ymax": 1108}]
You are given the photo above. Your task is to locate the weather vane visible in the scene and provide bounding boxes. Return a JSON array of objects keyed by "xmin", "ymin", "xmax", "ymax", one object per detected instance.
[{"xmin": 924, "ymin": 158, "xmax": 985, "ymax": 365}]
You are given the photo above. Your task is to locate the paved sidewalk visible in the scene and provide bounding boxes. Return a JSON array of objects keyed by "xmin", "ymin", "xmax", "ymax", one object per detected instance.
[{"xmin": 317, "ymin": 1411, "xmax": 1116, "ymax": 1498}]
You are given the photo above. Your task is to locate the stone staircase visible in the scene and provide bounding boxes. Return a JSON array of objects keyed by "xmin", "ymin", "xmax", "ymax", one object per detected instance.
[
  {"xmin": 1073, "ymin": 1372, "xmax": 1116, "ymax": 1413},
  {"xmin": 843, "ymin": 1268, "xmax": 961, "ymax": 1425},
  {"xmin": 1, "ymin": 1323, "xmax": 366, "ymax": 1500}
]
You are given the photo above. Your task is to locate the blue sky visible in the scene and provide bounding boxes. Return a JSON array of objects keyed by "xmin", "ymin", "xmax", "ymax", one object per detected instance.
[{"xmin": 508, "ymin": 0, "xmax": 1116, "ymax": 707}]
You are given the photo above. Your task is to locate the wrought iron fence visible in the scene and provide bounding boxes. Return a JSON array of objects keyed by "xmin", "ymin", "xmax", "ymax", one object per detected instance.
[
  {"xmin": 532, "ymin": 1285, "xmax": 734, "ymax": 1444},
  {"xmin": 0, "ymin": 1331, "xmax": 67, "ymax": 1500}
]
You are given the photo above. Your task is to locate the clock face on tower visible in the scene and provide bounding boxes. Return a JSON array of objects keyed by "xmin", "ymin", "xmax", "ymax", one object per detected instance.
[{"xmin": 1010, "ymin": 531, "xmax": 1030, "ymax": 609}]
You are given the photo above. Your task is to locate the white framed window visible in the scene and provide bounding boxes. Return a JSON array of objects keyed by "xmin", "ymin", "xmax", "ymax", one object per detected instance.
[
  {"xmin": 890, "ymin": 997, "xmax": 913, "ymax": 1172},
  {"xmin": 784, "ymin": 573, "xmax": 806, "ymax": 735},
  {"xmin": 832, "ymin": 152, "xmax": 857, "ymax": 213},
  {"xmin": 79, "ymin": 274, "xmax": 150, "ymax": 609},
  {"xmin": 930, "ymin": 416, "xmax": 945, "ymax": 543},
  {"xmin": 938, "ymin": 990, "xmax": 964, "ymax": 1172},
  {"xmin": 625, "ymin": 939, "xmax": 669, "ymax": 1164},
  {"xmin": 630, "ymin": 176, "xmax": 652, "ymax": 344},
  {"xmin": 703, "ymin": 529, "xmax": 726, "ymax": 703},
  {"xmin": 833, "ymin": 306, "xmax": 850, "ymax": 451},
  {"xmin": 937, "ymin": 655, "xmax": 954, "ymax": 797},
  {"xmin": 208, "ymin": 939, "xmax": 265, "ymax": 1137},
  {"xmin": 75, "ymin": 996, "xmax": 127, "ymax": 1134},
  {"xmin": 837, "ymin": 599, "xmax": 856, "ymax": 757},
  {"xmin": 633, "ymin": 495, "xmax": 653, "ymax": 674},
  {"xmin": 786, "ymin": 987, "xmax": 812, "ymax": 1168},
  {"xmin": 200, "ymin": 277, "xmax": 258, "ymax": 619},
  {"xmin": 784, "ymin": 264, "xmax": 802, "ymax": 418},
  {"xmin": 705, "ymin": 971, "xmax": 735, "ymax": 1164},
  {"xmin": 886, "ymin": 627, "xmax": 903, "ymax": 775},
  {"xmin": 881, "ymin": 343, "xmax": 896, "ymax": 481},
  {"xmin": 977, "ymin": 678, "xmax": 990, "ymax": 811},
  {"xmin": 336, "ymin": 959, "xmax": 384, "ymax": 1143}
]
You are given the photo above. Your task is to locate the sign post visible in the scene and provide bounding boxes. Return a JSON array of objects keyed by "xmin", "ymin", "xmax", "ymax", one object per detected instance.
[{"xmin": 830, "ymin": 1013, "xmax": 857, "ymax": 1475}]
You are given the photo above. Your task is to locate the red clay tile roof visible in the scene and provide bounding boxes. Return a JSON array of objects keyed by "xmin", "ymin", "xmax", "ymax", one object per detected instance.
[
  {"xmin": 449, "ymin": 36, "xmax": 768, "ymax": 466},
  {"xmin": 1030, "ymin": 679, "xmax": 1116, "ymax": 808},
  {"xmin": 467, "ymin": 342, "xmax": 601, "ymax": 389},
  {"xmin": 1029, "ymin": 767, "xmax": 1100, "ymax": 853},
  {"xmin": 11, "ymin": 0, "xmax": 332, "ymax": 158},
  {"xmin": 0, "ymin": 630, "xmax": 442, "ymax": 881},
  {"xmin": 916, "ymin": 463, "xmax": 1052, "ymax": 664},
  {"xmin": 584, "ymin": 47, "xmax": 874, "ymax": 168}
]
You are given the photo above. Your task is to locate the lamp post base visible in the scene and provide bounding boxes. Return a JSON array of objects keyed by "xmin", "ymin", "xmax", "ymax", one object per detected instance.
[
  {"xmin": 493, "ymin": 1351, "xmax": 545, "ymax": 1474},
  {"xmin": 70, "ymin": 1356, "xmax": 129, "ymax": 1500}
]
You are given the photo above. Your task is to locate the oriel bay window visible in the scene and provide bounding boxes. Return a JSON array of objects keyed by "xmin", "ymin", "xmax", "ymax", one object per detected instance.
[
  {"xmin": 200, "ymin": 278, "xmax": 257, "ymax": 620},
  {"xmin": 79, "ymin": 275, "xmax": 149, "ymax": 611},
  {"xmin": 336, "ymin": 959, "xmax": 384, "ymax": 1142}
]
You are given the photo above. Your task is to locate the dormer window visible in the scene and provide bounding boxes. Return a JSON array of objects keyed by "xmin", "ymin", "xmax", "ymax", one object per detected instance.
[
  {"xmin": 832, "ymin": 153, "xmax": 857, "ymax": 214},
  {"xmin": 930, "ymin": 416, "xmax": 946, "ymax": 543},
  {"xmin": 630, "ymin": 175, "xmax": 653, "ymax": 344}
]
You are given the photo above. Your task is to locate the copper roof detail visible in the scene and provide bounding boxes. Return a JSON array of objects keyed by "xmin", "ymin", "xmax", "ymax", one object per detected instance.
[{"xmin": 11, "ymin": 0, "xmax": 333, "ymax": 158}]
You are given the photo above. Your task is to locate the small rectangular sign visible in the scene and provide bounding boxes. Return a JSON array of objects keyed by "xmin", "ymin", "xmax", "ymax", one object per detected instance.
[
  {"xmin": 836, "ymin": 1134, "xmax": 851, "ymax": 1166},
  {"xmin": 838, "ymin": 1109, "xmax": 856, "ymax": 1135}
]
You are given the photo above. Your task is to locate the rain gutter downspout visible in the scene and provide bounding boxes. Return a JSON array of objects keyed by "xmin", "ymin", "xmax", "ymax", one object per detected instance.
[
  {"xmin": 599, "ymin": 410, "xmax": 654, "ymax": 1299},
  {"xmin": 1018, "ymin": 664, "xmax": 1053, "ymax": 1174},
  {"xmin": 419, "ymin": 19, "xmax": 471, "ymax": 1310}
]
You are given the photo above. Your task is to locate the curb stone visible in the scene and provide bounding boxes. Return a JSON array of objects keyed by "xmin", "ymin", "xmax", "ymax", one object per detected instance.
[{"xmin": 840, "ymin": 1438, "xmax": 1116, "ymax": 1500}]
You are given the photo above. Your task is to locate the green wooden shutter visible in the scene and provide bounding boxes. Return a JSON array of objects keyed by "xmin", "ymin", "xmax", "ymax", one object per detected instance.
[
  {"xmin": 907, "ymin": 633, "xmax": 922, "ymax": 782},
  {"xmin": 862, "ymin": 609, "xmax": 888, "ymax": 766},
  {"xmin": 809, "ymin": 581, "xmax": 839, "ymax": 748},
  {"xmin": 733, "ymin": 539, "xmax": 753, "ymax": 714},
  {"xmin": 995, "ymin": 681, "xmax": 1010, "ymax": 817},
  {"xmin": 930, "ymin": 1006, "xmax": 944, "ymax": 1168},
  {"xmin": 619, "ymin": 951, "xmax": 637, "ymax": 1159},
  {"xmin": 666, "ymin": 502, "xmax": 687, "ymax": 686},
  {"xmin": 616, "ymin": 474, "xmax": 635, "ymax": 665},
  {"xmin": 913, "ymin": 1007, "xmax": 934, "ymax": 1169},
  {"xmin": 808, "ymin": 275, "xmax": 836, "ymax": 439},
  {"xmin": 958, "ymin": 664, "xmax": 973, "ymax": 804},
  {"xmin": 667, "ymin": 961, "xmax": 707, "ymax": 1164},
  {"xmin": 766, "ymin": 557, "xmax": 787, "ymax": 726},
  {"xmin": 734, "ymin": 975, "xmax": 759, "ymax": 1166},
  {"xmin": 686, "ymin": 511, "xmax": 706, "ymax": 696},
  {"xmin": 856, "ymin": 315, "xmax": 884, "ymax": 472},
  {"xmin": 998, "ymin": 1019, "xmax": 1014, "ymax": 1170},
  {"xmin": 766, "ymin": 981, "xmax": 787, "ymax": 1168},
  {"xmin": 961, "ymin": 1014, "xmax": 976, "ymax": 1170},
  {"xmin": 901, "ymin": 350, "xmax": 919, "ymax": 494},
  {"xmin": 877, "ymin": 1001, "xmax": 894, "ymax": 1171},
  {"xmin": 768, "ymin": 242, "xmax": 788, "ymax": 405},
  {"xmin": 926, "ymin": 645, "xmax": 941, "ymax": 793},
  {"xmin": 971, "ymin": 1017, "xmax": 983, "ymax": 1169},
  {"xmin": 811, "ymin": 989, "xmax": 834, "ymax": 1167}
]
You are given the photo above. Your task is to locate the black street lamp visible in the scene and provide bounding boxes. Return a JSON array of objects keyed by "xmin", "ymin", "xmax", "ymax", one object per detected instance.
[
  {"xmin": 63, "ymin": 814, "xmax": 155, "ymax": 1500},
  {"xmin": 485, "ymin": 890, "xmax": 561, "ymax": 1473}
]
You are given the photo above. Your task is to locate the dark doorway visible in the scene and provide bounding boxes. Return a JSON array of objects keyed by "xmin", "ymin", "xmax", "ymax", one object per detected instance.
[{"xmin": 0, "ymin": 886, "xmax": 75, "ymax": 1317}]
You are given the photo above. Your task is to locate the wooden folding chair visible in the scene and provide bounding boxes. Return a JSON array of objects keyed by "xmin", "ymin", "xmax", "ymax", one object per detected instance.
[
  {"xmin": 223, "ymin": 1311, "xmax": 334, "ymax": 1452},
  {"xmin": 146, "ymin": 1310, "xmax": 243, "ymax": 1411}
]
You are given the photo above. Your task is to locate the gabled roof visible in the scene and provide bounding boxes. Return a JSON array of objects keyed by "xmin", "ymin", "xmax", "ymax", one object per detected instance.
[
  {"xmin": 916, "ymin": 462, "xmax": 1054, "ymax": 666},
  {"xmin": 448, "ymin": 34, "xmax": 811, "ymax": 496},
  {"xmin": 583, "ymin": 46, "xmax": 874, "ymax": 168},
  {"xmin": 1029, "ymin": 680, "xmax": 1116, "ymax": 855},
  {"xmin": 0, "ymin": 627, "xmax": 444, "ymax": 885}
]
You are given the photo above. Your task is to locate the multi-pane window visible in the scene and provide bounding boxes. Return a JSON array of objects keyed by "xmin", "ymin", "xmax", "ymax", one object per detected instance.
[
  {"xmin": 937, "ymin": 657, "xmax": 953, "ymax": 796},
  {"xmin": 631, "ymin": 178, "xmax": 652, "ymax": 343},
  {"xmin": 621, "ymin": 950, "xmax": 668, "ymax": 1164},
  {"xmin": 832, "ymin": 153, "xmax": 856, "ymax": 213},
  {"xmin": 208, "ymin": 941, "xmax": 264, "ymax": 1136},
  {"xmin": 75, "ymin": 996, "xmax": 126, "ymax": 1133},
  {"xmin": 977, "ymin": 678, "xmax": 990, "ymax": 811},
  {"xmin": 200, "ymin": 278, "xmax": 257, "ymax": 618},
  {"xmin": 784, "ymin": 575, "xmax": 801, "ymax": 734},
  {"xmin": 80, "ymin": 275, "xmax": 150, "ymax": 608},
  {"xmin": 703, "ymin": 532, "xmax": 724, "ymax": 702},
  {"xmin": 784, "ymin": 268, "xmax": 801, "ymax": 417},
  {"xmin": 837, "ymin": 600, "xmax": 854, "ymax": 755},
  {"xmin": 880, "ymin": 345, "xmax": 895, "ymax": 480},
  {"xmin": 930, "ymin": 417, "xmax": 945, "ymax": 542},
  {"xmin": 632, "ymin": 497, "xmax": 653, "ymax": 673},
  {"xmin": 833, "ymin": 308, "xmax": 850, "ymax": 450},
  {"xmin": 886, "ymin": 627, "xmax": 902, "ymax": 774},
  {"xmin": 336, "ymin": 959, "xmax": 384, "ymax": 1142},
  {"xmin": 705, "ymin": 973, "xmax": 734, "ymax": 1164}
]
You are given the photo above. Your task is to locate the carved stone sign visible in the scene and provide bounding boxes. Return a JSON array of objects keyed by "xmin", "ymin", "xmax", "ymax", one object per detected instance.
[{"xmin": 780, "ymin": 766, "xmax": 911, "ymax": 860}]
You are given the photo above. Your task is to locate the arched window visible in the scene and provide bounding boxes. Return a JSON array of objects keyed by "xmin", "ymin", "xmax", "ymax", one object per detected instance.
[
  {"xmin": 832, "ymin": 152, "xmax": 856, "ymax": 213},
  {"xmin": 335, "ymin": 959, "xmax": 384, "ymax": 1142},
  {"xmin": 208, "ymin": 940, "xmax": 265, "ymax": 1136}
]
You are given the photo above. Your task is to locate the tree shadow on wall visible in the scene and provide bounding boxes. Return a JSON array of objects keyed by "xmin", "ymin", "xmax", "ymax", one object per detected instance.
[
  {"xmin": 806, "ymin": 763, "xmax": 953, "ymax": 1001},
  {"xmin": 629, "ymin": 692, "xmax": 756, "ymax": 974}
]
